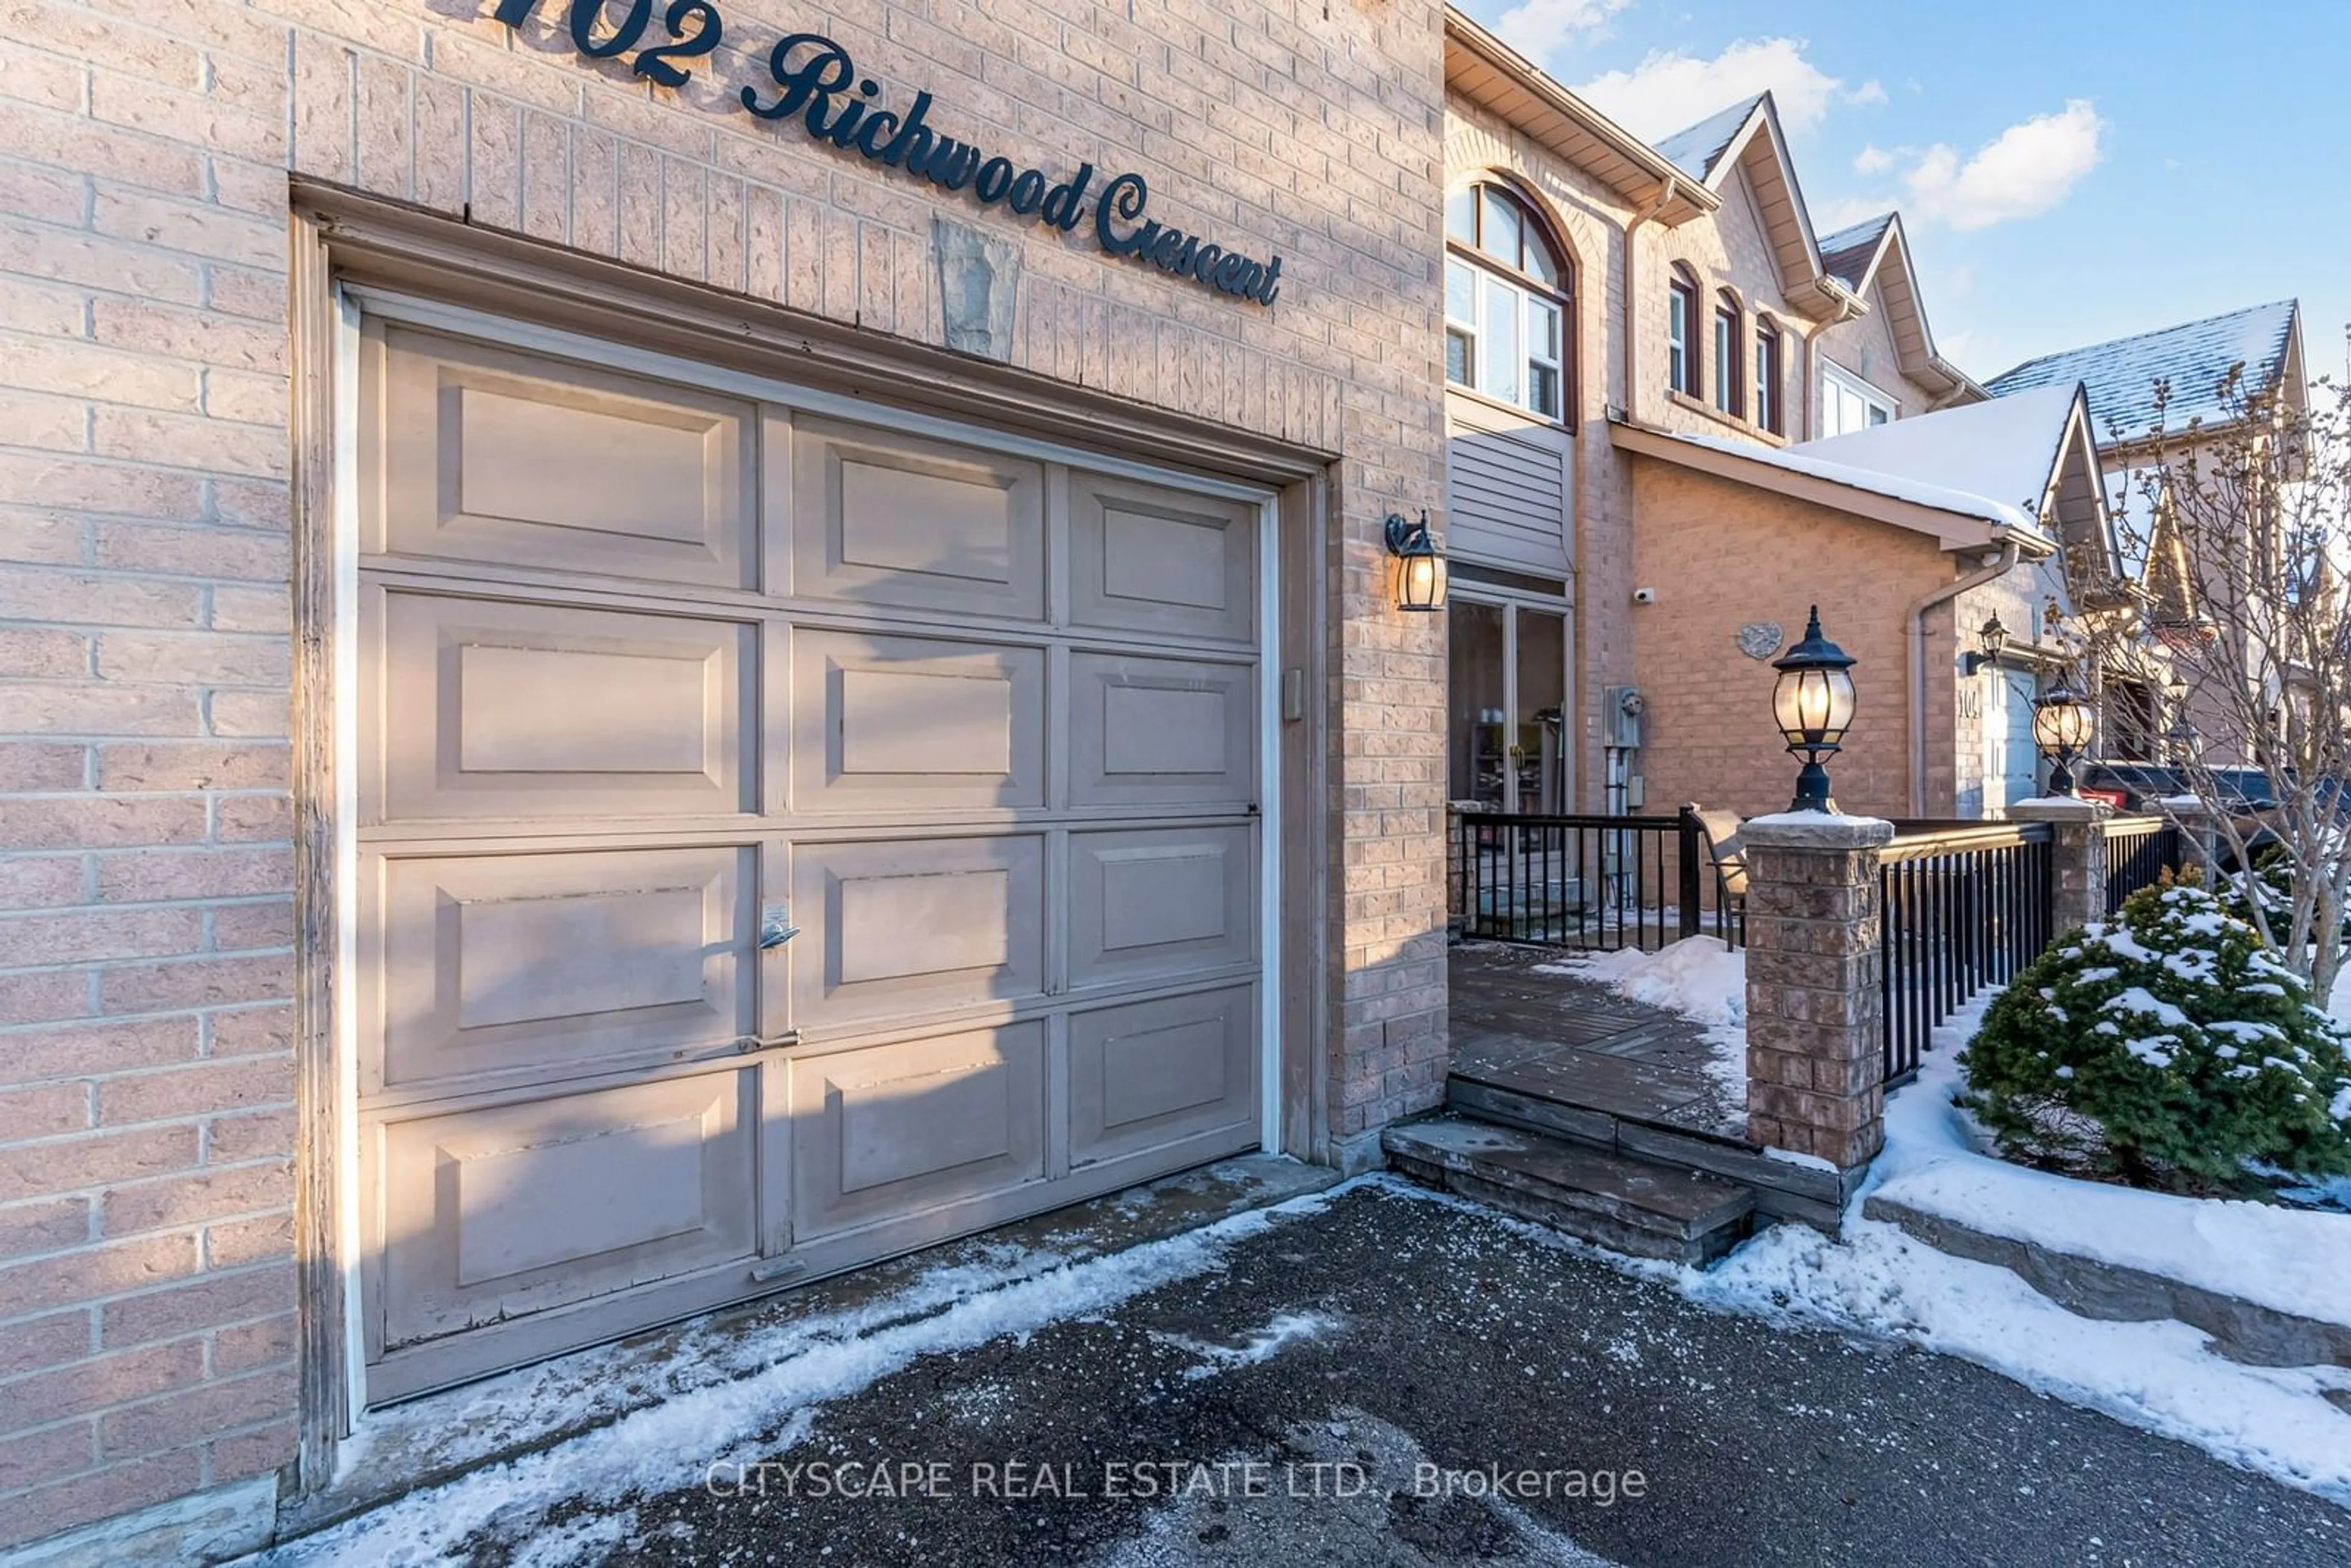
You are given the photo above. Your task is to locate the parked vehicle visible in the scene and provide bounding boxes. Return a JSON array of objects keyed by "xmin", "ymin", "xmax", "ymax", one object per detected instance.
[{"xmin": 2075, "ymin": 762, "xmax": 2274, "ymax": 814}]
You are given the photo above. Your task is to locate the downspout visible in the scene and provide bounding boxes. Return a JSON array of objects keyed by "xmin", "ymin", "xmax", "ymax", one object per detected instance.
[
  {"xmin": 1798, "ymin": 282, "xmax": 1862, "ymax": 443},
  {"xmin": 1907, "ymin": 540, "xmax": 2022, "ymax": 817}
]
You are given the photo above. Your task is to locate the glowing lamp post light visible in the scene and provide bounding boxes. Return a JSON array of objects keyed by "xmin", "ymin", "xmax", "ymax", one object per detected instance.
[
  {"xmin": 1385, "ymin": 511, "xmax": 1448, "ymax": 612},
  {"xmin": 1771, "ymin": 606, "xmax": 1858, "ymax": 814},
  {"xmin": 2031, "ymin": 681, "xmax": 2096, "ymax": 797}
]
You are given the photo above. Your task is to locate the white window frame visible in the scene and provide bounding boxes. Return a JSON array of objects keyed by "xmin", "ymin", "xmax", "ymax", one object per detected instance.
[
  {"xmin": 1712, "ymin": 299, "xmax": 1739, "ymax": 416},
  {"xmin": 1820, "ymin": 359, "xmax": 1895, "ymax": 435},
  {"xmin": 1667, "ymin": 280, "xmax": 1693, "ymax": 396},
  {"xmin": 1445, "ymin": 253, "xmax": 1564, "ymax": 421},
  {"xmin": 1753, "ymin": 322, "xmax": 1780, "ymax": 434}
]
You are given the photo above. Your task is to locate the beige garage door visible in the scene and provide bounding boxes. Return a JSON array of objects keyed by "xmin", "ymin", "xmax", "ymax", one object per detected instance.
[{"xmin": 353, "ymin": 315, "xmax": 1265, "ymax": 1401}]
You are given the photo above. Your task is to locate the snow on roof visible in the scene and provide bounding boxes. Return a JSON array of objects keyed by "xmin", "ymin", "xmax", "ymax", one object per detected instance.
[
  {"xmin": 1815, "ymin": 214, "xmax": 1895, "ymax": 290},
  {"xmin": 1638, "ymin": 426, "xmax": 2046, "ymax": 536},
  {"xmin": 1651, "ymin": 94, "xmax": 1763, "ymax": 182},
  {"xmin": 1985, "ymin": 301, "xmax": 2299, "ymax": 441},
  {"xmin": 1792, "ymin": 383, "xmax": 2082, "ymax": 522}
]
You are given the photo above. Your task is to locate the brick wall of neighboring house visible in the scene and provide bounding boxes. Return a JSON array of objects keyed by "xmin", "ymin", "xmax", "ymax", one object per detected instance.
[
  {"xmin": 0, "ymin": 0, "xmax": 1449, "ymax": 1550},
  {"xmin": 1629, "ymin": 462, "xmax": 1954, "ymax": 823}
]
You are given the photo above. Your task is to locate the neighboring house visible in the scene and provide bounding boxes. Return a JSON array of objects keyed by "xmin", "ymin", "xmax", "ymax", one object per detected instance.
[
  {"xmin": 1986, "ymin": 302, "xmax": 2311, "ymax": 768},
  {"xmin": 1441, "ymin": 11, "xmax": 2110, "ymax": 824}
]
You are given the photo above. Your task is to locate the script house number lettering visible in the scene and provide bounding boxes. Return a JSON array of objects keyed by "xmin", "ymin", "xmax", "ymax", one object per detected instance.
[{"xmin": 481, "ymin": 1, "xmax": 1285, "ymax": 306}]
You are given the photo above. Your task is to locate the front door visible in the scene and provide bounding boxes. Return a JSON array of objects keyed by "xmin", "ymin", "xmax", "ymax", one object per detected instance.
[{"xmin": 1984, "ymin": 667, "xmax": 2041, "ymax": 816}]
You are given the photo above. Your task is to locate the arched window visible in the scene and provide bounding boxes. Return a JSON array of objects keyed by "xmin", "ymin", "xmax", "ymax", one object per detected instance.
[
  {"xmin": 1667, "ymin": 264, "xmax": 1700, "ymax": 397},
  {"xmin": 1712, "ymin": 289, "xmax": 1743, "ymax": 418},
  {"xmin": 1444, "ymin": 182, "xmax": 1569, "ymax": 420},
  {"xmin": 1754, "ymin": 315, "xmax": 1783, "ymax": 435}
]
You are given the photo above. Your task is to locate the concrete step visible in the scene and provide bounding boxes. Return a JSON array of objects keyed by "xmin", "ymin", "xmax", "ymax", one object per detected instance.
[{"xmin": 1382, "ymin": 1115, "xmax": 1757, "ymax": 1267}]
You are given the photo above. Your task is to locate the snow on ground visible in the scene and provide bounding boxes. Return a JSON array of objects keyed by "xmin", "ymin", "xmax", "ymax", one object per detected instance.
[
  {"xmin": 241, "ymin": 1186, "xmax": 1351, "ymax": 1568},
  {"xmin": 1546, "ymin": 938, "xmax": 1749, "ymax": 1114},
  {"xmin": 1526, "ymin": 942, "xmax": 2351, "ymax": 1504}
]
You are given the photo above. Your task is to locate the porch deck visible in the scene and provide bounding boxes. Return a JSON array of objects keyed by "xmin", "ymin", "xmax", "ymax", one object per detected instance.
[
  {"xmin": 1447, "ymin": 943, "xmax": 1744, "ymax": 1137},
  {"xmin": 1442, "ymin": 943, "xmax": 1858, "ymax": 1229}
]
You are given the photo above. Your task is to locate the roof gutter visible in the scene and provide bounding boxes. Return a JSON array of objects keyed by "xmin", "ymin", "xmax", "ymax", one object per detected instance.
[{"xmin": 1906, "ymin": 541, "xmax": 2022, "ymax": 817}]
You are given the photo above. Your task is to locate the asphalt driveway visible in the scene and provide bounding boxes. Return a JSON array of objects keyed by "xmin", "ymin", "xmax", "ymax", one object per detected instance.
[{"xmin": 448, "ymin": 1181, "xmax": 2350, "ymax": 1568}]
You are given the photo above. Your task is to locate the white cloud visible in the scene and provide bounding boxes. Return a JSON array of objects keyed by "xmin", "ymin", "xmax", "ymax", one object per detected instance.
[
  {"xmin": 1853, "ymin": 143, "xmax": 1895, "ymax": 175},
  {"xmin": 1900, "ymin": 99, "xmax": 2108, "ymax": 230},
  {"xmin": 1811, "ymin": 194, "xmax": 1894, "ymax": 234},
  {"xmin": 1494, "ymin": 0, "xmax": 1632, "ymax": 61},
  {"xmin": 1845, "ymin": 80, "xmax": 1888, "ymax": 108},
  {"xmin": 1575, "ymin": 37, "xmax": 1843, "ymax": 138}
]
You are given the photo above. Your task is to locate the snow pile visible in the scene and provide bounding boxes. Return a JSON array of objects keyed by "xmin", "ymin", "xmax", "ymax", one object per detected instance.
[
  {"xmin": 1557, "ymin": 937, "xmax": 1745, "ymax": 1031},
  {"xmin": 1687, "ymin": 989, "xmax": 2351, "ymax": 1504}
]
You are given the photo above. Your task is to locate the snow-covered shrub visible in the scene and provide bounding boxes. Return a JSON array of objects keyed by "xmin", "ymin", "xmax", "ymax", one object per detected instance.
[
  {"xmin": 1957, "ymin": 879, "xmax": 2351, "ymax": 1191},
  {"xmin": 2215, "ymin": 842, "xmax": 2351, "ymax": 945}
]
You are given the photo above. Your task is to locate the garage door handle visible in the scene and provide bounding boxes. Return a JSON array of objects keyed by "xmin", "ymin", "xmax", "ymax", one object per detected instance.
[
  {"xmin": 760, "ymin": 907, "xmax": 800, "ymax": 949},
  {"xmin": 729, "ymin": 1030, "xmax": 801, "ymax": 1053}
]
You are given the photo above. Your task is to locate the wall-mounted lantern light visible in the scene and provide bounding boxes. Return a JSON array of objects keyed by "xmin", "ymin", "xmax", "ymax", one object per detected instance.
[
  {"xmin": 1385, "ymin": 510, "xmax": 1448, "ymax": 612},
  {"xmin": 1771, "ymin": 605, "xmax": 1858, "ymax": 813},
  {"xmin": 2031, "ymin": 680, "xmax": 2096, "ymax": 796},
  {"xmin": 1962, "ymin": 612, "xmax": 2009, "ymax": 675},
  {"xmin": 2165, "ymin": 715, "xmax": 2201, "ymax": 765}
]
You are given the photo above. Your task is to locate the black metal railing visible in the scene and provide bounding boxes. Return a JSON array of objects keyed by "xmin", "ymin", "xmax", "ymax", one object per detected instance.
[
  {"xmin": 1880, "ymin": 822, "xmax": 2053, "ymax": 1083},
  {"xmin": 2104, "ymin": 815, "xmax": 2183, "ymax": 913},
  {"xmin": 1451, "ymin": 808, "xmax": 1742, "ymax": 952}
]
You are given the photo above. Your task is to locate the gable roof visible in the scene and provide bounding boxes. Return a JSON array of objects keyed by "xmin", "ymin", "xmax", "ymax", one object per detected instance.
[
  {"xmin": 1985, "ymin": 300, "xmax": 2304, "ymax": 443},
  {"xmin": 1794, "ymin": 382, "xmax": 2118, "ymax": 585},
  {"xmin": 1816, "ymin": 214, "xmax": 1896, "ymax": 291},
  {"xmin": 1652, "ymin": 95, "xmax": 1763, "ymax": 182},
  {"xmin": 1650, "ymin": 94, "xmax": 1829, "ymax": 308}
]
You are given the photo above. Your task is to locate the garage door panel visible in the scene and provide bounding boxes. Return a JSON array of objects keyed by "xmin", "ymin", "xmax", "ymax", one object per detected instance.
[
  {"xmin": 1070, "ymin": 654, "xmax": 1256, "ymax": 808},
  {"xmin": 377, "ymin": 1068, "xmax": 757, "ymax": 1349},
  {"xmin": 373, "ymin": 847, "xmax": 754, "ymax": 1092},
  {"xmin": 1069, "ymin": 825, "xmax": 1254, "ymax": 988},
  {"xmin": 792, "ymin": 836, "xmax": 1045, "ymax": 1026},
  {"xmin": 1070, "ymin": 988, "xmax": 1256, "ymax": 1167},
  {"xmin": 792, "ymin": 631, "xmax": 1044, "ymax": 812},
  {"xmin": 793, "ymin": 416, "xmax": 1044, "ymax": 618},
  {"xmin": 375, "ymin": 591, "xmax": 753, "ymax": 821},
  {"xmin": 789, "ymin": 1022, "xmax": 1047, "ymax": 1238},
  {"xmin": 373, "ymin": 325, "xmax": 756, "ymax": 588},
  {"xmin": 1069, "ymin": 473, "xmax": 1256, "ymax": 643}
]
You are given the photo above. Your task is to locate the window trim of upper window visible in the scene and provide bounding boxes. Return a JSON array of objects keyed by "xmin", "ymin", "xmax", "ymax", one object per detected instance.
[
  {"xmin": 1667, "ymin": 266, "xmax": 1700, "ymax": 399},
  {"xmin": 1712, "ymin": 289, "xmax": 1743, "ymax": 419},
  {"xmin": 1445, "ymin": 181, "xmax": 1572, "ymax": 424},
  {"xmin": 1820, "ymin": 358, "xmax": 1897, "ymax": 435},
  {"xmin": 1753, "ymin": 316, "xmax": 1782, "ymax": 436}
]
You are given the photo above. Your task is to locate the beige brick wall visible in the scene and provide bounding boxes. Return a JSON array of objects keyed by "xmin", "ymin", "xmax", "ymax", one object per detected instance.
[{"xmin": 1, "ymin": 0, "xmax": 1447, "ymax": 1545}]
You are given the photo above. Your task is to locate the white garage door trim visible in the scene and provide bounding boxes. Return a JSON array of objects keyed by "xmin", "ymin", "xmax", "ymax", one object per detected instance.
[{"xmin": 329, "ymin": 287, "xmax": 1284, "ymax": 1410}]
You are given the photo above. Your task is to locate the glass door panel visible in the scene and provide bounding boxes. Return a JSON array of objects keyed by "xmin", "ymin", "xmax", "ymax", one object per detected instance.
[
  {"xmin": 1449, "ymin": 600, "xmax": 1507, "ymax": 808},
  {"xmin": 1514, "ymin": 609, "xmax": 1567, "ymax": 814}
]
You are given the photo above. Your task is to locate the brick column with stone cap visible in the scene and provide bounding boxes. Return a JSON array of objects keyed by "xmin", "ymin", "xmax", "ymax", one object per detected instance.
[
  {"xmin": 2007, "ymin": 796, "xmax": 2112, "ymax": 934},
  {"xmin": 1741, "ymin": 811, "xmax": 1896, "ymax": 1172}
]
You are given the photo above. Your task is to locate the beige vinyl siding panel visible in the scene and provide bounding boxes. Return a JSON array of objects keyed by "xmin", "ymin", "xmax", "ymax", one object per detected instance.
[{"xmin": 1444, "ymin": 392, "xmax": 1572, "ymax": 575}]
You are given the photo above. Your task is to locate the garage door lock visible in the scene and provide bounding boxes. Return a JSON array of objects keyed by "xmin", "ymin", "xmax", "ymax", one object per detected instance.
[{"xmin": 759, "ymin": 906, "xmax": 800, "ymax": 950}]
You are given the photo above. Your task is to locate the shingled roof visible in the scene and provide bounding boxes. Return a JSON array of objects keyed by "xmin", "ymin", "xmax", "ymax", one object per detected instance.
[
  {"xmin": 1985, "ymin": 300, "xmax": 2303, "ymax": 441},
  {"xmin": 1651, "ymin": 94, "xmax": 1764, "ymax": 182},
  {"xmin": 1815, "ymin": 214, "xmax": 1896, "ymax": 291}
]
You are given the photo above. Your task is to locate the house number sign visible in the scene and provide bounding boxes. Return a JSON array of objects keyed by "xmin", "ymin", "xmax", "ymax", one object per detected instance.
[{"xmin": 483, "ymin": 0, "xmax": 1288, "ymax": 306}]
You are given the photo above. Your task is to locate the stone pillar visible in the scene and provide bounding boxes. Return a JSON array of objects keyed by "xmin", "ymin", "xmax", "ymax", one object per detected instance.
[
  {"xmin": 1741, "ymin": 812, "xmax": 1896, "ymax": 1172},
  {"xmin": 2161, "ymin": 795, "xmax": 2219, "ymax": 883},
  {"xmin": 2008, "ymin": 797, "xmax": 2112, "ymax": 933}
]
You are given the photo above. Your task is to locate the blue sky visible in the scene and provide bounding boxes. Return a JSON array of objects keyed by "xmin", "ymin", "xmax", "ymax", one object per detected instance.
[{"xmin": 1457, "ymin": 0, "xmax": 2350, "ymax": 386}]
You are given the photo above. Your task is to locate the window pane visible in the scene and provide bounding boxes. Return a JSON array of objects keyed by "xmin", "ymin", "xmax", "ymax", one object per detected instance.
[
  {"xmin": 1480, "ymin": 189, "xmax": 1523, "ymax": 269},
  {"xmin": 1522, "ymin": 233, "xmax": 1558, "ymax": 287},
  {"xmin": 1445, "ymin": 258, "xmax": 1475, "ymax": 325},
  {"xmin": 1445, "ymin": 188, "xmax": 1475, "ymax": 245},
  {"xmin": 1529, "ymin": 298, "xmax": 1560, "ymax": 364},
  {"xmin": 1483, "ymin": 276, "xmax": 1520, "ymax": 404},
  {"xmin": 1869, "ymin": 403, "xmax": 1891, "ymax": 426},
  {"xmin": 1714, "ymin": 312, "xmax": 1735, "ymax": 409},
  {"xmin": 1445, "ymin": 328, "xmax": 1472, "ymax": 386},
  {"xmin": 1529, "ymin": 364, "xmax": 1559, "ymax": 418}
]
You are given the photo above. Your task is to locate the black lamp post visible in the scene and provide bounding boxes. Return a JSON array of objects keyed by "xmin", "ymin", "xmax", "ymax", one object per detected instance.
[
  {"xmin": 1384, "ymin": 511, "xmax": 1448, "ymax": 612},
  {"xmin": 1771, "ymin": 605, "xmax": 1858, "ymax": 813},
  {"xmin": 2031, "ymin": 681, "xmax": 2096, "ymax": 797}
]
